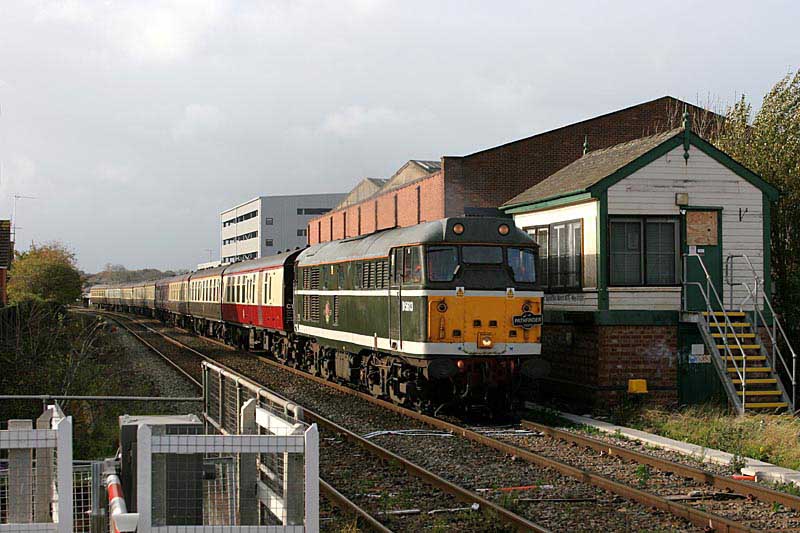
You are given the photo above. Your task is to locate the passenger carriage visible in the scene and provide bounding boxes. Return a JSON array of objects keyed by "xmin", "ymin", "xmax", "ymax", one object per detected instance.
[{"xmin": 221, "ymin": 250, "xmax": 300, "ymax": 349}]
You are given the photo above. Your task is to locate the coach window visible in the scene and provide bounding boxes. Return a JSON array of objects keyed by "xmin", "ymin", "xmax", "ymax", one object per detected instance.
[
  {"xmin": 402, "ymin": 247, "xmax": 422, "ymax": 285},
  {"xmin": 426, "ymin": 246, "xmax": 458, "ymax": 282}
]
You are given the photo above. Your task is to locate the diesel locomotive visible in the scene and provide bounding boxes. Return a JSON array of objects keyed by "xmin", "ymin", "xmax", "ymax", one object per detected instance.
[{"xmin": 90, "ymin": 217, "xmax": 543, "ymax": 411}]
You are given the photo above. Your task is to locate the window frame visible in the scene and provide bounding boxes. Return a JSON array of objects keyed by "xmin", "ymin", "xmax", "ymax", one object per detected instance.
[
  {"xmin": 523, "ymin": 218, "xmax": 582, "ymax": 292},
  {"xmin": 608, "ymin": 215, "xmax": 681, "ymax": 288}
]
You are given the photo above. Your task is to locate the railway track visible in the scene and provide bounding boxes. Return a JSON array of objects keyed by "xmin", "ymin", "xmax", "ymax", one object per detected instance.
[
  {"xmin": 87, "ymin": 309, "xmax": 543, "ymax": 532},
  {"xmin": 87, "ymin": 309, "xmax": 800, "ymax": 531}
]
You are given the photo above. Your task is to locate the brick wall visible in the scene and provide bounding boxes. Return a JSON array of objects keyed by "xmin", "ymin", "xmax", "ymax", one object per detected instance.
[
  {"xmin": 308, "ymin": 173, "xmax": 445, "ymax": 245},
  {"xmin": 596, "ymin": 325, "xmax": 678, "ymax": 405},
  {"xmin": 447, "ymin": 97, "xmax": 718, "ymax": 211},
  {"xmin": 308, "ymin": 97, "xmax": 719, "ymax": 244},
  {"xmin": 538, "ymin": 322, "xmax": 679, "ymax": 410}
]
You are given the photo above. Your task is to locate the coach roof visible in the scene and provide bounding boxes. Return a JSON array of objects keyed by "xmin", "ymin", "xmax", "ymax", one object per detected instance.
[
  {"xmin": 222, "ymin": 248, "xmax": 301, "ymax": 275},
  {"xmin": 296, "ymin": 217, "xmax": 533, "ymax": 266}
]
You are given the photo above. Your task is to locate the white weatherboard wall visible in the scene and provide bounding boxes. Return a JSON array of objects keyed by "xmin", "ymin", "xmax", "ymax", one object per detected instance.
[
  {"xmin": 514, "ymin": 200, "xmax": 599, "ymax": 311},
  {"xmin": 607, "ymin": 144, "xmax": 765, "ymax": 311}
]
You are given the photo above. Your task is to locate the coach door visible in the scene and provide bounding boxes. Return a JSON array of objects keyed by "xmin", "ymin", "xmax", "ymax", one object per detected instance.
[{"xmin": 388, "ymin": 248, "xmax": 402, "ymax": 350}]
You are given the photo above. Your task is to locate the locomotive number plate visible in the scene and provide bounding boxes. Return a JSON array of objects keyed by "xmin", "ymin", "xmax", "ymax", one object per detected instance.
[{"xmin": 512, "ymin": 312, "xmax": 542, "ymax": 329}]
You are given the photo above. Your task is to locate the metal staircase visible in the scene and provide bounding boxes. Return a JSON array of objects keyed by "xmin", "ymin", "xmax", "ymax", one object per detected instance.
[{"xmin": 683, "ymin": 253, "xmax": 796, "ymax": 415}]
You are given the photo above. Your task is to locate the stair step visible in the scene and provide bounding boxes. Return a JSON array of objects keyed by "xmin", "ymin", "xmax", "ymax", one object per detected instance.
[
  {"xmin": 746, "ymin": 402, "xmax": 788, "ymax": 409},
  {"xmin": 724, "ymin": 355, "xmax": 766, "ymax": 361},
  {"xmin": 732, "ymin": 378, "xmax": 777, "ymax": 384},
  {"xmin": 737, "ymin": 390, "xmax": 782, "ymax": 396},
  {"xmin": 727, "ymin": 367, "xmax": 771, "ymax": 373},
  {"xmin": 712, "ymin": 332, "xmax": 756, "ymax": 338},
  {"xmin": 709, "ymin": 322, "xmax": 751, "ymax": 328},
  {"xmin": 703, "ymin": 311, "xmax": 746, "ymax": 317},
  {"xmin": 717, "ymin": 344, "xmax": 760, "ymax": 350}
]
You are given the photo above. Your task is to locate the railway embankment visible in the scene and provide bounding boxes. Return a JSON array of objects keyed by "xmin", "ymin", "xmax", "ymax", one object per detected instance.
[{"xmin": 0, "ymin": 303, "xmax": 198, "ymax": 459}]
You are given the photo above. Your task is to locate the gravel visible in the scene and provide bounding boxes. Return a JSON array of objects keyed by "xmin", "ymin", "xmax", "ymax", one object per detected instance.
[{"xmin": 116, "ymin": 315, "xmax": 704, "ymax": 532}]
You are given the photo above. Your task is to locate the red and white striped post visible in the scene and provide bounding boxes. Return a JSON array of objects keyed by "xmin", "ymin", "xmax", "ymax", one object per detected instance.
[{"xmin": 106, "ymin": 473, "xmax": 139, "ymax": 532}]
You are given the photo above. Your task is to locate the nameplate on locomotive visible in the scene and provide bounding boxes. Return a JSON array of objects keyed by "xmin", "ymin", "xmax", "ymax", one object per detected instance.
[{"xmin": 512, "ymin": 312, "xmax": 542, "ymax": 329}]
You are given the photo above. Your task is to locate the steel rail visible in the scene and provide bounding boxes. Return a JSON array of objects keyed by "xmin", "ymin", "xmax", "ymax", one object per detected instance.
[
  {"xmin": 250, "ymin": 351, "xmax": 756, "ymax": 532},
  {"xmin": 95, "ymin": 309, "xmax": 764, "ymax": 532},
  {"xmin": 319, "ymin": 480, "xmax": 395, "ymax": 533},
  {"xmin": 94, "ymin": 310, "xmax": 544, "ymax": 533},
  {"xmin": 522, "ymin": 420, "xmax": 800, "ymax": 513}
]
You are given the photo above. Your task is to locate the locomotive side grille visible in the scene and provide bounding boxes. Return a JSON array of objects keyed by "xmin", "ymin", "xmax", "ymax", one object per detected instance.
[
  {"xmin": 309, "ymin": 295, "xmax": 320, "ymax": 321},
  {"xmin": 310, "ymin": 267, "xmax": 320, "ymax": 290},
  {"xmin": 368, "ymin": 262, "xmax": 376, "ymax": 288},
  {"xmin": 333, "ymin": 295, "xmax": 340, "ymax": 324},
  {"xmin": 376, "ymin": 259, "xmax": 387, "ymax": 289}
]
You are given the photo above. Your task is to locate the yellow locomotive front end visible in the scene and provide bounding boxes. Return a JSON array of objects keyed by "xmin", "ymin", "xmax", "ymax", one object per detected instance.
[
  {"xmin": 405, "ymin": 219, "xmax": 543, "ymax": 411},
  {"xmin": 427, "ymin": 288, "xmax": 542, "ymax": 355}
]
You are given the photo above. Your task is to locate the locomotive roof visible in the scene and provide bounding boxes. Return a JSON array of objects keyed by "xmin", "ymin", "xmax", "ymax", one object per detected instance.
[{"xmin": 297, "ymin": 217, "xmax": 534, "ymax": 266}]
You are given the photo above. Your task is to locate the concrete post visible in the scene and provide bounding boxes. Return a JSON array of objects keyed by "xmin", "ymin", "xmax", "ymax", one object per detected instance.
[
  {"xmin": 238, "ymin": 399, "xmax": 258, "ymax": 525},
  {"xmin": 304, "ymin": 423, "xmax": 319, "ymax": 532},
  {"xmin": 284, "ymin": 423, "xmax": 306, "ymax": 525},
  {"xmin": 8, "ymin": 419, "xmax": 33, "ymax": 523},
  {"xmin": 55, "ymin": 416, "xmax": 73, "ymax": 533},
  {"xmin": 34, "ymin": 409, "xmax": 54, "ymax": 522}
]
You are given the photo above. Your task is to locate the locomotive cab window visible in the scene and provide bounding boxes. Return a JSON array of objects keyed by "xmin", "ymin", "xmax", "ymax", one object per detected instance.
[
  {"xmin": 402, "ymin": 246, "xmax": 422, "ymax": 285},
  {"xmin": 462, "ymin": 246, "xmax": 503, "ymax": 264},
  {"xmin": 508, "ymin": 247, "xmax": 536, "ymax": 283},
  {"xmin": 426, "ymin": 246, "xmax": 458, "ymax": 282}
]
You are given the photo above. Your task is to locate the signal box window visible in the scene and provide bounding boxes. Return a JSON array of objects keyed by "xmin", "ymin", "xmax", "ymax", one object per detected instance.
[
  {"xmin": 427, "ymin": 246, "xmax": 458, "ymax": 282},
  {"xmin": 525, "ymin": 220, "xmax": 581, "ymax": 291},
  {"xmin": 609, "ymin": 217, "xmax": 679, "ymax": 286}
]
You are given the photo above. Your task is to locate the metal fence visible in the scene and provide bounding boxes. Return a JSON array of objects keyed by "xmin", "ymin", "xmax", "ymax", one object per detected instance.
[
  {"xmin": 129, "ymin": 361, "xmax": 319, "ymax": 532},
  {"xmin": 0, "ymin": 405, "xmax": 73, "ymax": 532}
]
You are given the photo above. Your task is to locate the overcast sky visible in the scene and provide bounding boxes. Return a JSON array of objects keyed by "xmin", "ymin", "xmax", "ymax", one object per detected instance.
[{"xmin": 0, "ymin": 0, "xmax": 797, "ymax": 272}]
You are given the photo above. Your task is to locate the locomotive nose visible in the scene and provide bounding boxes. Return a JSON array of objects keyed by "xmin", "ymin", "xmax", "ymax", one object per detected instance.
[{"xmin": 428, "ymin": 292, "xmax": 542, "ymax": 349}]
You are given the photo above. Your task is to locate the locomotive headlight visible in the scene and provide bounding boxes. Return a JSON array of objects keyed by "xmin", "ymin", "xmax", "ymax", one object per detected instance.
[
  {"xmin": 498, "ymin": 223, "xmax": 510, "ymax": 235},
  {"xmin": 453, "ymin": 223, "xmax": 465, "ymax": 235},
  {"xmin": 479, "ymin": 333, "xmax": 493, "ymax": 349}
]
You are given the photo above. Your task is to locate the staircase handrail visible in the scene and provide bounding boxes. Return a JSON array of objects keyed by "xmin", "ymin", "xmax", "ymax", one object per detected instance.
[
  {"xmin": 726, "ymin": 253, "xmax": 797, "ymax": 411},
  {"xmin": 684, "ymin": 253, "xmax": 750, "ymax": 408}
]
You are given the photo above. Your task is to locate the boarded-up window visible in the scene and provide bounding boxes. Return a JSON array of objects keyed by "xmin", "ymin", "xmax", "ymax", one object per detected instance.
[{"xmin": 686, "ymin": 211, "xmax": 718, "ymax": 245}]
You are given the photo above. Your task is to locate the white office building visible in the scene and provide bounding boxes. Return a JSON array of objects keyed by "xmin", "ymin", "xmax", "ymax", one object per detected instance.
[{"xmin": 220, "ymin": 193, "xmax": 345, "ymax": 263}]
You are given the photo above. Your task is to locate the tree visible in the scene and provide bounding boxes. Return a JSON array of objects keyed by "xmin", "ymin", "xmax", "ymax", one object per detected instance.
[
  {"xmin": 714, "ymin": 69, "xmax": 800, "ymax": 336},
  {"xmin": 8, "ymin": 242, "xmax": 83, "ymax": 305}
]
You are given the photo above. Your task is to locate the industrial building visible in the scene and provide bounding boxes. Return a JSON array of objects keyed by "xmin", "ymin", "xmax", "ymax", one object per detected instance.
[
  {"xmin": 307, "ymin": 96, "xmax": 719, "ymax": 245},
  {"xmin": 220, "ymin": 193, "xmax": 344, "ymax": 264}
]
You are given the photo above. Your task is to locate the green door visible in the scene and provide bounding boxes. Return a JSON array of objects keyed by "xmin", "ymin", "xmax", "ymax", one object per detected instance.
[{"xmin": 682, "ymin": 209, "xmax": 723, "ymax": 311}]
